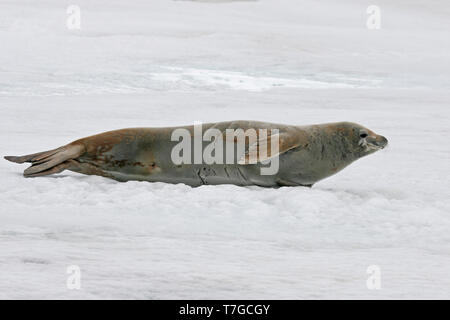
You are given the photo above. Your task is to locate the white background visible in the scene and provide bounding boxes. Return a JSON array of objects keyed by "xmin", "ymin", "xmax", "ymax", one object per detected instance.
[{"xmin": 0, "ymin": 0, "xmax": 449, "ymax": 299}]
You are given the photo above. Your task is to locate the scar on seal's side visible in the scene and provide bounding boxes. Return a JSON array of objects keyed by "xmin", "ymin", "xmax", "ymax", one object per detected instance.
[{"xmin": 4, "ymin": 121, "xmax": 388, "ymax": 188}]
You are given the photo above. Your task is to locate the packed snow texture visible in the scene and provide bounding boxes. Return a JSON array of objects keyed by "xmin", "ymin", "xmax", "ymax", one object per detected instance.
[{"xmin": 0, "ymin": 0, "xmax": 449, "ymax": 299}]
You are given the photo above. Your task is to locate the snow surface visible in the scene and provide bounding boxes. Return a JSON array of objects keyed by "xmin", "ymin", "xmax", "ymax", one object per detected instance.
[{"xmin": 0, "ymin": 0, "xmax": 449, "ymax": 299}]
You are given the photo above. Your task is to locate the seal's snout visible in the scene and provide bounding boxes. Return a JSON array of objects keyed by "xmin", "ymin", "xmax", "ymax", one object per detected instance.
[
  {"xmin": 376, "ymin": 135, "xmax": 388, "ymax": 149},
  {"xmin": 377, "ymin": 136, "xmax": 388, "ymax": 149},
  {"xmin": 364, "ymin": 134, "xmax": 388, "ymax": 151}
]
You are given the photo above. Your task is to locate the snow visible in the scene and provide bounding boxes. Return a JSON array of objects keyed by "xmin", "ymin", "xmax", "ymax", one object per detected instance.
[{"xmin": 0, "ymin": 0, "xmax": 449, "ymax": 299}]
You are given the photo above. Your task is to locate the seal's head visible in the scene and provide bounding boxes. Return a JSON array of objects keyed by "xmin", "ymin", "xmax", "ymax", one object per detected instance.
[{"xmin": 330, "ymin": 122, "xmax": 388, "ymax": 158}]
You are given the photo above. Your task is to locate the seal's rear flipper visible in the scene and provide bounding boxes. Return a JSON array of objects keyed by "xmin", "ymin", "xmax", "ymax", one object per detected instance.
[
  {"xmin": 4, "ymin": 148, "xmax": 61, "ymax": 164},
  {"xmin": 23, "ymin": 160, "xmax": 74, "ymax": 177},
  {"xmin": 4, "ymin": 143, "xmax": 85, "ymax": 178}
]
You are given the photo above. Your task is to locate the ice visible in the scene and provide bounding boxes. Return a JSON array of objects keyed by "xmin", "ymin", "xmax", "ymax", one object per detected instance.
[{"xmin": 0, "ymin": 0, "xmax": 449, "ymax": 299}]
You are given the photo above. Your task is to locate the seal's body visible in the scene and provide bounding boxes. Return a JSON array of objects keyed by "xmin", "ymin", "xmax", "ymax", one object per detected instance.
[{"xmin": 4, "ymin": 121, "xmax": 388, "ymax": 187}]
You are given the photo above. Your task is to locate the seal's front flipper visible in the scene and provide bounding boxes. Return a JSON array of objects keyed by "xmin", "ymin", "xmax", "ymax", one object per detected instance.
[
  {"xmin": 5, "ymin": 143, "xmax": 85, "ymax": 178},
  {"xmin": 238, "ymin": 132, "xmax": 303, "ymax": 165}
]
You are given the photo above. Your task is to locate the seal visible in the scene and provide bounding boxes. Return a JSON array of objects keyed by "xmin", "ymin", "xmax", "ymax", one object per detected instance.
[{"xmin": 4, "ymin": 121, "xmax": 388, "ymax": 187}]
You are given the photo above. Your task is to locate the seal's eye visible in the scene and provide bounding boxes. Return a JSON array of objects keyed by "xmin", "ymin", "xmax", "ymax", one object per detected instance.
[{"xmin": 360, "ymin": 133, "xmax": 368, "ymax": 138}]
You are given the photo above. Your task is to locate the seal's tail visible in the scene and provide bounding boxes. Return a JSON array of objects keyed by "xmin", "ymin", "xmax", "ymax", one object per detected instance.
[{"xmin": 4, "ymin": 143, "xmax": 85, "ymax": 177}]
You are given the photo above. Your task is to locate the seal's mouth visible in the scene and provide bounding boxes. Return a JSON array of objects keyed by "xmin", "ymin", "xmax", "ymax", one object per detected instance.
[{"xmin": 359, "ymin": 135, "xmax": 388, "ymax": 151}]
